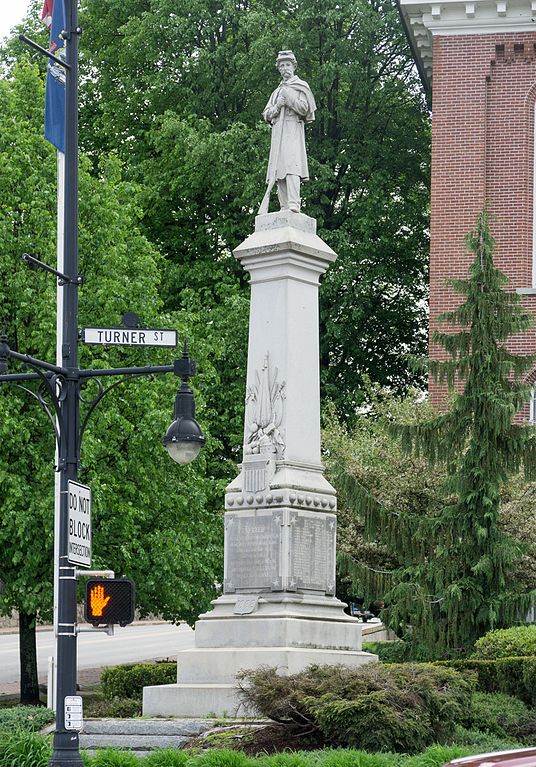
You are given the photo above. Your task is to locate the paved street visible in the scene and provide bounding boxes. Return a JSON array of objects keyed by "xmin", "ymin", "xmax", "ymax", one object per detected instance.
[{"xmin": 0, "ymin": 622, "xmax": 194, "ymax": 694}]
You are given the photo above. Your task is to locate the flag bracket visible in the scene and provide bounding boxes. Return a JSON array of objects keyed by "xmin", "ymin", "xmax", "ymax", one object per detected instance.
[
  {"xmin": 18, "ymin": 34, "xmax": 71, "ymax": 70},
  {"xmin": 22, "ymin": 253, "xmax": 84, "ymax": 286}
]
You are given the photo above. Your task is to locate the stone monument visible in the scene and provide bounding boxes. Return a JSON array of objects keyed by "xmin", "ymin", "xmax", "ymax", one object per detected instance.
[{"xmin": 143, "ymin": 50, "xmax": 376, "ymax": 718}]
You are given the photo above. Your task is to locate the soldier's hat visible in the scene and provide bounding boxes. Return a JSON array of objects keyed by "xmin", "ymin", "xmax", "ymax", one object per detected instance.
[{"xmin": 276, "ymin": 50, "xmax": 297, "ymax": 67}]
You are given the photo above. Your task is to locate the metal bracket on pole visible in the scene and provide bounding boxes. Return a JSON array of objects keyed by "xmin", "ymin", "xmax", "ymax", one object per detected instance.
[
  {"xmin": 21, "ymin": 253, "xmax": 84, "ymax": 286},
  {"xmin": 57, "ymin": 622, "xmax": 77, "ymax": 638},
  {"xmin": 59, "ymin": 565, "xmax": 77, "ymax": 581},
  {"xmin": 74, "ymin": 569, "xmax": 114, "ymax": 579},
  {"xmin": 77, "ymin": 625, "xmax": 114, "ymax": 636},
  {"xmin": 18, "ymin": 34, "xmax": 71, "ymax": 68}
]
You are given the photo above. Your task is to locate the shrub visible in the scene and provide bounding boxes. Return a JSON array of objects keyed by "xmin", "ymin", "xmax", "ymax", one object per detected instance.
[
  {"xmin": 465, "ymin": 691, "xmax": 536, "ymax": 741},
  {"xmin": 304, "ymin": 691, "xmax": 432, "ymax": 753},
  {"xmin": 100, "ymin": 662, "xmax": 176, "ymax": 702},
  {"xmin": 437, "ymin": 656, "xmax": 536, "ymax": 705},
  {"xmin": 361, "ymin": 642, "xmax": 411, "ymax": 664},
  {"xmin": 237, "ymin": 663, "xmax": 473, "ymax": 753},
  {"xmin": 0, "ymin": 730, "xmax": 51, "ymax": 767},
  {"xmin": 0, "ymin": 705, "xmax": 55, "ymax": 733},
  {"xmin": 473, "ymin": 626, "xmax": 536, "ymax": 659},
  {"xmin": 84, "ymin": 697, "xmax": 142, "ymax": 718},
  {"xmin": 451, "ymin": 726, "xmax": 525, "ymax": 751}
]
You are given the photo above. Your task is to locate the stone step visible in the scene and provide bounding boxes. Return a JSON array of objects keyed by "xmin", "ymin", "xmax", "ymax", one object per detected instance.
[
  {"xmin": 81, "ymin": 718, "xmax": 213, "ymax": 736},
  {"xmin": 71, "ymin": 717, "xmax": 217, "ymax": 753},
  {"xmin": 79, "ymin": 734, "xmax": 190, "ymax": 750}
]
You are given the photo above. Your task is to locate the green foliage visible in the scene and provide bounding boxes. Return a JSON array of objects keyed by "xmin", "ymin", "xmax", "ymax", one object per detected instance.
[
  {"xmin": 333, "ymin": 212, "xmax": 536, "ymax": 658},
  {"xmin": 142, "ymin": 752, "xmax": 190, "ymax": 767},
  {"xmin": 237, "ymin": 663, "xmax": 473, "ymax": 753},
  {"xmin": 101, "ymin": 662, "xmax": 176, "ymax": 702},
  {"xmin": 75, "ymin": 0, "xmax": 430, "ymax": 416},
  {"xmin": 84, "ymin": 750, "xmax": 140, "ymax": 767},
  {"xmin": 85, "ymin": 697, "xmax": 142, "ymax": 718},
  {"xmin": 0, "ymin": 730, "xmax": 51, "ymax": 767},
  {"xmin": 361, "ymin": 642, "xmax": 412, "ymax": 664},
  {"xmin": 452, "ymin": 726, "xmax": 524, "ymax": 751},
  {"xmin": 438, "ymin": 656, "xmax": 536, "ymax": 706},
  {"xmin": 466, "ymin": 692, "xmax": 536, "ymax": 741},
  {"xmin": 0, "ymin": 63, "xmax": 224, "ymax": 659},
  {"xmin": 190, "ymin": 752, "xmax": 253, "ymax": 767},
  {"xmin": 304, "ymin": 692, "xmax": 433, "ymax": 753},
  {"xmin": 323, "ymin": 388, "xmax": 446, "ymax": 614},
  {"xmin": 473, "ymin": 626, "xmax": 536, "ymax": 659},
  {"xmin": 0, "ymin": 705, "xmax": 54, "ymax": 733}
]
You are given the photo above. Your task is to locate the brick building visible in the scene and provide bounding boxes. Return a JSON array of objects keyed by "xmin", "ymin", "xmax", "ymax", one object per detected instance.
[{"xmin": 398, "ymin": 0, "xmax": 536, "ymax": 417}]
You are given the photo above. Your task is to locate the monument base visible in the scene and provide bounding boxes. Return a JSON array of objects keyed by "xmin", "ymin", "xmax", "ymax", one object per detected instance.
[{"xmin": 143, "ymin": 594, "xmax": 377, "ymax": 717}]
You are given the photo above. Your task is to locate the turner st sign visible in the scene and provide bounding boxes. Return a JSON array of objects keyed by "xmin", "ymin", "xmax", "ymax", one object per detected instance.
[{"xmin": 81, "ymin": 327, "xmax": 177, "ymax": 347}]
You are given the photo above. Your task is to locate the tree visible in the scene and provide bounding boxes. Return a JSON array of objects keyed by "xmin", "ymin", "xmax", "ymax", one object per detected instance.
[
  {"xmin": 332, "ymin": 212, "xmax": 536, "ymax": 657},
  {"xmin": 0, "ymin": 62, "xmax": 225, "ymax": 702},
  {"xmin": 75, "ymin": 0, "xmax": 430, "ymax": 417}
]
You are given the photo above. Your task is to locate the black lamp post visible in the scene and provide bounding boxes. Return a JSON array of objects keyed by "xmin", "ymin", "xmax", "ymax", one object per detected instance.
[
  {"xmin": 1, "ymin": 3, "xmax": 205, "ymax": 766},
  {"xmin": 163, "ymin": 346, "xmax": 206, "ymax": 464}
]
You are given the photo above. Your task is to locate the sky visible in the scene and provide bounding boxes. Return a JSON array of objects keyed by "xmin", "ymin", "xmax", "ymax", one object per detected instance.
[{"xmin": 0, "ymin": 0, "xmax": 34, "ymax": 42}]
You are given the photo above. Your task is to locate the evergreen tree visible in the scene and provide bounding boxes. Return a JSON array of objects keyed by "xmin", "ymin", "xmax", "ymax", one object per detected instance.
[{"xmin": 338, "ymin": 211, "xmax": 536, "ymax": 657}]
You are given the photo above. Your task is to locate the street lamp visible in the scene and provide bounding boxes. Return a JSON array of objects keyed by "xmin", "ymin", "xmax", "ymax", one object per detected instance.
[
  {"xmin": 163, "ymin": 346, "xmax": 206, "ymax": 465},
  {"xmin": 0, "ymin": 333, "xmax": 204, "ymax": 767}
]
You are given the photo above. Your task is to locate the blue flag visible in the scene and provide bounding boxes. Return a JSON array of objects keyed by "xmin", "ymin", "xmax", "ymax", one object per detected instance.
[{"xmin": 44, "ymin": 0, "xmax": 66, "ymax": 153}]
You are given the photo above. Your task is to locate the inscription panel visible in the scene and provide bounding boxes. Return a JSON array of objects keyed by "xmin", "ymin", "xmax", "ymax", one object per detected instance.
[
  {"xmin": 289, "ymin": 513, "xmax": 336, "ymax": 594},
  {"xmin": 224, "ymin": 512, "xmax": 282, "ymax": 593}
]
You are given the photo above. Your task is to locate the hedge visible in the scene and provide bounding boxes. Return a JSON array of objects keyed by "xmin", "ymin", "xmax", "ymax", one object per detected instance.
[
  {"xmin": 473, "ymin": 626, "xmax": 536, "ymax": 660},
  {"xmin": 437, "ymin": 656, "xmax": 536, "ymax": 705},
  {"xmin": 100, "ymin": 662, "xmax": 176, "ymax": 702}
]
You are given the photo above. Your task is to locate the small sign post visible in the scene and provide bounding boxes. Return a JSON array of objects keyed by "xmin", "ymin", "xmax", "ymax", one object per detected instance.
[
  {"xmin": 81, "ymin": 327, "xmax": 177, "ymax": 347},
  {"xmin": 64, "ymin": 695, "xmax": 83, "ymax": 731},
  {"xmin": 67, "ymin": 481, "xmax": 91, "ymax": 568}
]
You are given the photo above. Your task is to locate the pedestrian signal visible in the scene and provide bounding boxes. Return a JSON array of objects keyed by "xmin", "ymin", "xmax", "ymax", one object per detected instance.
[{"xmin": 85, "ymin": 578, "xmax": 135, "ymax": 627}]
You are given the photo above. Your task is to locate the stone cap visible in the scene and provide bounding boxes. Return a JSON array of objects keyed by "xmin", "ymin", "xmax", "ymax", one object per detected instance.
[
  {"xmin": 255, "ymin": 210, "xmax": 316, "ymax": 235},
  {"xmin": 234, "ymin": 212, "xmax": 336, "ymax": 272}
]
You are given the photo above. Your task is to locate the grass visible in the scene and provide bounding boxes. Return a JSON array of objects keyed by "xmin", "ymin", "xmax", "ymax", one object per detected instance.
[
  {"xmin": 0, "ymin": 705, "xmax": 54, "ymax": 733},
  {"xmin": 0, "ymin": 737, "xmax": 527, "ymax": 767}
]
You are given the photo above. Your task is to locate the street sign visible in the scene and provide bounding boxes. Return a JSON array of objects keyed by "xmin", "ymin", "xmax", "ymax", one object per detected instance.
[
  {"xmin": 81, "ymin": 327, "xmax": 177, "ymax": 347},
  {"xmin": 67, "ymin": 481, "xmax": 91, "ymax": 567},
  {"xmin": 85, "ymin": 578, "xmax": 135, "ymax": 627},
  {"xmin": 64, "ymin": 695, "xmax": 83, "ymax": 731}
]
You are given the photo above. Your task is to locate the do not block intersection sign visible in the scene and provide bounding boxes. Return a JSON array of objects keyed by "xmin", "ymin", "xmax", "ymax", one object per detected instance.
[{"xmin": 67, "ymin": 480, "xmax": 91, "ymax": 567}]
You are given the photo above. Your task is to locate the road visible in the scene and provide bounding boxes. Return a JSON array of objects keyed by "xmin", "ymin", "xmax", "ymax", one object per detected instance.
[{"xmin": 0, "ymin": 622, "xmax": 194, "ymax": 694}]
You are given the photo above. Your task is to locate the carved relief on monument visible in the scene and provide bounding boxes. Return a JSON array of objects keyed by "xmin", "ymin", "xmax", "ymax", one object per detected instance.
[{"xmin": 244, "ymin": 352, "xmax": 286, "ymax": 459}]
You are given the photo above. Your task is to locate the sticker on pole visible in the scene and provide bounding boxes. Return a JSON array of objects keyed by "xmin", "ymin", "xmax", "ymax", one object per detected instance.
[
  {"xmin": 64, "ymin": 695, "xmax": 83, "ymax": 731},
  {"xmin": 67, "ymin": 481, "xmax": 91, "ymax": 567}
]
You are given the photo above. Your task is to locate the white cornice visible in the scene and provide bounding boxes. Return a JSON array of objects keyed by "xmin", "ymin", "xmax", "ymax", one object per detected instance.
[{"xmin": 399, "ymin": 0, "xmax": 536, "ymax": 90}]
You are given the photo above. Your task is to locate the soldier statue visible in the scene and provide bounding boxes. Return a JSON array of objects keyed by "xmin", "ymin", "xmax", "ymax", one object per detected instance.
[{"xmin": 259, "ymin": 50, "xmax": 316, "ymax": 214}]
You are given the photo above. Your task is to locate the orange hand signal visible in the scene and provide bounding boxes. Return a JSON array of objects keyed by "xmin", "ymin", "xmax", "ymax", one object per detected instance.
[{"xmin": 90, "ymin": 584, "xmax": 111, "ymax": 617}]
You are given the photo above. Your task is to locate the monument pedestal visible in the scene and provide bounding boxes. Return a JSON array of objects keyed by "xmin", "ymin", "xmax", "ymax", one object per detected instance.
[
  {"xmin": 143, "ymin": 593, "xmax": 373, "ymax": 717},
  {"xmin": 143, "ymin": 212, "xmax": 376, "ymax": 718}
]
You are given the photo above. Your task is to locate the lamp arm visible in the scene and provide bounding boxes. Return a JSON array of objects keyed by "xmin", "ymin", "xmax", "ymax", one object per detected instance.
[{"xmin": 13, "ymin": 384, "xmax": 61, "ymax": 447}]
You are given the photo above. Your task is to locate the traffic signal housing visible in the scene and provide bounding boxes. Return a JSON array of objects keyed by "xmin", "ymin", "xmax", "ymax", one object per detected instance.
[{"xmin": 85, "ymin": 578, "xmax": 135, "ymax": 627}]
